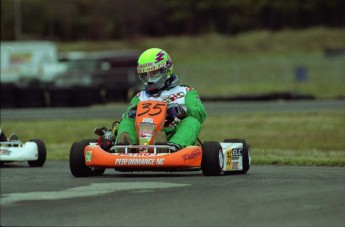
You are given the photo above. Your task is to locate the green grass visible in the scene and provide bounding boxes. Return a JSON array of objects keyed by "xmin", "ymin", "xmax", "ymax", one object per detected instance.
[
  {"xmin": 1, "ymin": 111, "xmax": 344, "ymax": 166},
  {"xmin": 200, "ymin": 112, "xmax": 345, "ymax": 166},
  {"xmin": 57, "ymin": 27, "xmax": 345, "ymax": 98}
]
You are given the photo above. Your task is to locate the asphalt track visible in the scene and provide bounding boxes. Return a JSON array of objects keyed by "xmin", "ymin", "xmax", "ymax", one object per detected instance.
[
  {"xmin": 1, "ymin": 100, "xmax": 345, "ymax": 226},
  {"xmin": 0, "ymin": 162, "xmax": 344, "ymax": 226}
]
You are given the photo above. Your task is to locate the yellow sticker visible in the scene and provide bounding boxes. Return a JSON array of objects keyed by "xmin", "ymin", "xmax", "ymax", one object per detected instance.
[{"xmin": 226, "ymin": 148, "xmax": 232, "ymax": 170}]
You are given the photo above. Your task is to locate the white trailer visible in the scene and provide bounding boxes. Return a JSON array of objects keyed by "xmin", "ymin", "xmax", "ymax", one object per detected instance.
[{"xmin": 0, "ymin": 41, "xmax": 61, "ymax": 86}]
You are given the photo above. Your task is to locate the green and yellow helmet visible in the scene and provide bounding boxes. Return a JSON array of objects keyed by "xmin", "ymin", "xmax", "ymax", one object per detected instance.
[{"xmin": 137, "ymin": 48, "xmax": 173, "ymax": 92}]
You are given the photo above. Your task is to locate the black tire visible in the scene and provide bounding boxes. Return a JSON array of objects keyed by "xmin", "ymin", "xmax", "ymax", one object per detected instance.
[
  {"xmin": 69, "ymin": 141, "xmax": 92, "ymax": 177},
  {"xmin": 69, "ymin": 140, "xmax": 106, "ymax": 177},
  {"xmin": 91, "ymin": 167, "xmax": 106, "ymax": 176},
  {"xmin": 28, "ymin": 139, "xmax": 47, "ymax": 167},
  {"xmin": 223, "ymin": 139, "xmax": 250, "ymax": 174},
  {"xmin": 80, "ymin": 139, "xmax": 98, "ymax": 143},
  {"xmin": 201, "ymin": 141, "xmax": 224, "ymax": 176},
  {"xmin": 0, "ymin": 129, "xmax": 8, "ymax": 141}
]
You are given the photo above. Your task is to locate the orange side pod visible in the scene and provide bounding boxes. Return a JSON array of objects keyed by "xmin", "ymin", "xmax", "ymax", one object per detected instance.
[{"xmin": 84, "ymin": 145, "xmax": 202, "ymax": 168}]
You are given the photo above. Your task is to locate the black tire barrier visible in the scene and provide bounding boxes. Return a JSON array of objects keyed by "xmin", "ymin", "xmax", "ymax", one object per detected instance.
[
  {"xmin": 17, "ymin": 88, "xmax": 47, "ymax": 108},
  {"xmin": 105, "ymin": 88, "xmax": 128, "ymax": 102},
  {"xmin": 49, "ymin": 87, "xmax": 123, "ymax": 107},
  {"xmin": 201, "ymin": 92, "xmax": 315, "ymax": 102},
  {"xmin": 72, "ymin": 87, "xmax": 103, "ymax": 107},
  {"xmin": 1, "ymin": 85, "xmax": 128, "ymax": 108},
  {"xmin": 48, "ymin": 88, "xmax": 74, "ymax": 107},
  {"xmin": 1, "ymin": 84, "xmax": 18, "ymax": 108}
]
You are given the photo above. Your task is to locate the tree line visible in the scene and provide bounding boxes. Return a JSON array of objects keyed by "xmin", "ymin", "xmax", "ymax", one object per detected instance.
[{"xmin": 1, "ymin": 0, "xmax": 344, "ymax": 41}]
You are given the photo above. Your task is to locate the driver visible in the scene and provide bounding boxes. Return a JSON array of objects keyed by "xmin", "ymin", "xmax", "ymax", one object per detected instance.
[{"xmin": 100, "ymin": 48, "xmax": 206, "ymax": 152}]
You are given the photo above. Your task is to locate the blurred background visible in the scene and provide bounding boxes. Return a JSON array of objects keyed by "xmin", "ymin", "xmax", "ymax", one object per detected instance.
[{"xmin": 1, "ymin": 0, "xmax": 345, "ymax": 108}]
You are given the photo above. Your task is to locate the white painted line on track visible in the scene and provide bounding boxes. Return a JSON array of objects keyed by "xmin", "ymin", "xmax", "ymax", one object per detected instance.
[{"xmin": 0, "ymin": 182, "xmax": 190, "ymax": 206}]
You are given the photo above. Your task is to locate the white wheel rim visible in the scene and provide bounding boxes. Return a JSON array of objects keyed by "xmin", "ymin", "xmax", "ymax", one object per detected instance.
[{"xmin": 218, "ymin": 148, "xmax": 224, "ymax": 169}]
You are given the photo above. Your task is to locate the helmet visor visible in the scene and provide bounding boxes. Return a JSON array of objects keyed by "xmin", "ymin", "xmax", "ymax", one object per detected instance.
[{"xmin": 139, "ymin": 68, "xmax": 162, "ymax": 84}]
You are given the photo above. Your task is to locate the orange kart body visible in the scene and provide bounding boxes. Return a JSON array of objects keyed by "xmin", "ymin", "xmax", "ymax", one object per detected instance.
[
  {"xmin": 84, "ymin": 145, "xmax": 202, "ymax": 170},
  {"xmin": 69, "ymin": 100, "xmax": 250, "ymax": 177},
  {"xmin": 83, "ymin": 100, "xmax": 202, "ymax": 170}
]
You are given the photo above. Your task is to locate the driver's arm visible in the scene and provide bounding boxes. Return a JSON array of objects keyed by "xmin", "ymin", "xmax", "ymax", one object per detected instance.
[{"xmin": 185, "ymin": 89, "xmax": 207, "ymax": 124}]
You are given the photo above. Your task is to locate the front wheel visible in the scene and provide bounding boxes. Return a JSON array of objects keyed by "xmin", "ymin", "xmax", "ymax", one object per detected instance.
[
  {"xmin": 91, "ymin": 167, "xmax": 106, "ymax": 176},
  {"xmin": 201, "ymin": 141, "xmax": 224, "ymax": 176},
  {"xmin": 69, "ymin": 141, "xmax": 92, "ymax": 177},
  {"xmin": 28, "ymin": 139, "xmax": 47, "ymax": 167}
]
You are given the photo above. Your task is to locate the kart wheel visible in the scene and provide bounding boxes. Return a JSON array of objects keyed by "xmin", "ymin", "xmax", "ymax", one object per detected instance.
[
  {"xmin": 201, "ymin": 141, "xmax": 224, "ymax": 176},
  {"xmin": 91, "ymin": 167, "xmax": 106, "ymax": 176},
  {"xmin": 80, "ymin": 140, "xmax": 106, "ymax": 175},
  {"xmin": 28, "ymin": 139, "xmax": 47, "ymax": 167},
  {"xmin": 69, "ymin": 141, "xmax": 92, "ymax": 177},
  {"xmin": 223, "ymin": 139, "xmax": 250, "ymax": 174},
  {"xmin": 80, "ymin": 139, "xmax": 98, "ymax": 143}
]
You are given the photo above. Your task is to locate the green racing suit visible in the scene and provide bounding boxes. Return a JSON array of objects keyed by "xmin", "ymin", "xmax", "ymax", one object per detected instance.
[{"xmin": 116, "ymin": 85, "xmax": 206, "ymax": 148}]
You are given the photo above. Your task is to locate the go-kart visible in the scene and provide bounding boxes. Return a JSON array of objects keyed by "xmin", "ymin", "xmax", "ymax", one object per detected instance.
[
  {"xmin": 69, "ymin": 100, "xmax": 251, "ymax": 177},
  {"xmin": 0, "ymin": 131, "xmax": 47, "ymax": 167}
]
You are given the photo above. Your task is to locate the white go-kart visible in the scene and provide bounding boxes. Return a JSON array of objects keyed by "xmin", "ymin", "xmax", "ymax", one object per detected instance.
[{"xmin": 0, "ymin": 130, "xmax": 46, "ymax": 167}]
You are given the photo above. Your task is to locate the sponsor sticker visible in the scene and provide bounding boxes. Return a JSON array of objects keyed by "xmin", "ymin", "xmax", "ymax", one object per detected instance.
[
  {"xmin": 115, "ymin": 158, "xmax": 165, "ymax": 166},
  {"xmin": 232, "ymin": 162, "xmax": 239, "ymax": 170},
  {"xmin": 143, "ymin": 118, "xmax": 154, "ymax": 123},
  {"xmin": 0, "ymin": 148, "xmax": 11, "ymax": 155},
  {"xmin": 116, "ymin": 153, "xmax": 165, "ymax": 157},
  {"xmin": 226, "ymin": 148, "xmax": 232, "ymax": 170},
  {"xmin": 226, "ymin": 148, "xmax": 243, "ymax": 170},
  {"xmin": 182, "ymin": 150, "xmax": 201, "ymax": 161},
  {"xmin": 232, "ymin": 148, "xmax": 242, "ymax": 156},
  {"xmin": 85, "ymin": 151, "xmax": 92, "ymax": 162},
  {"xmin": 138, "ymin": 62, "xmax": 154, "ymax": 69},
  {"xmin": 137, "ymin": 63, "xmax": 166, "ymax": 73},
  {"xmin": 138, "ymin": 123, "xmax": 155, "ymax": 145}
]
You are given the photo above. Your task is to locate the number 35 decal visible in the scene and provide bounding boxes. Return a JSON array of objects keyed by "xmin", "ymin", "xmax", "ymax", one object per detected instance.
[{"xmin": 138, "ymin": 102, "xmax": 166, "ymax": 117}]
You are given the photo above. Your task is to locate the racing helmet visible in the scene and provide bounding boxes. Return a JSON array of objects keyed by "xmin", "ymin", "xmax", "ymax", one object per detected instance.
[{"xmin": 137, "ymin": 48, "xmax": 173, "ymax": 92}]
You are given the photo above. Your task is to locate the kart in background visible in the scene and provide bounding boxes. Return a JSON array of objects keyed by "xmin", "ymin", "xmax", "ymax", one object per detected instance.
[
  {"xmin": 0, "ymin": 129, "xmax": 47, "ymax": 167},
  {"xmin": 69, "ymin": 100, "xmax": 250, "ymax": 177}
]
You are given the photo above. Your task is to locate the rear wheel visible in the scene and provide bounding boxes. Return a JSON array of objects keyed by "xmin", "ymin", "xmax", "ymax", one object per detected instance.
[
  {"xmin": 223, "ymin": 139, "xmax": 250, "ymax": 174},
  {"xmin": 28, "ymin": 139, "xmax": 47, "ymax": 167},
  {"xmin": 201, "ymin": 141, "xmax": 224, "ymax": 176}
]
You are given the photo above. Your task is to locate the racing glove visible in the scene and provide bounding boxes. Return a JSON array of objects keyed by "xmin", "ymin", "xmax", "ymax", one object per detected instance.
[
  {"xmin": 167, "ymin": 103, "xmax": 185, "ymax": 119},
  {"xmin": 128, "ymin": 106, "xmax": 137, "ymax": 118}
]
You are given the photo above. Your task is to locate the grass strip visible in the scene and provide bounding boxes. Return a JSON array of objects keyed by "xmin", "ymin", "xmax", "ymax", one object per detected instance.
[{"xmin": 2, "ymin": 111, "xmax": 344, "ymax": 166}]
